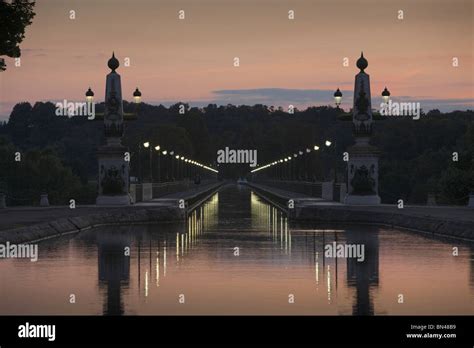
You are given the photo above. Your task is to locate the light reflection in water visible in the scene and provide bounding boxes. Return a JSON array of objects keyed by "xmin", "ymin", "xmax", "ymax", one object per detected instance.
[{"xmin": 0, "ymin": 185, "xmax": 472, "ymax": 315}]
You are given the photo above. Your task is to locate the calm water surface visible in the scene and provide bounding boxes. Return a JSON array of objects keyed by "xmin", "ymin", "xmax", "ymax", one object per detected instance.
[{"xmin": 1, "ymin": 185, "xmax": 473, "ymax": 315}]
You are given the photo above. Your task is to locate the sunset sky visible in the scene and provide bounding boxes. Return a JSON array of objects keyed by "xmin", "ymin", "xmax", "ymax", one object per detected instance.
[{"xmin": 0, "ymin": 0, "xmax": 472, "ymax": 120}]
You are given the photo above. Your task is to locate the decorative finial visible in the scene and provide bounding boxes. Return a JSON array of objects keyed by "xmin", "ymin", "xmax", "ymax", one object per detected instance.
[
  {"xmin": 107, "ymin": 52, "xmax": 119, "ymax": 72},
  {"xmin": 356, "ymin": 52, "xmax": 368, "ymax": 72}
]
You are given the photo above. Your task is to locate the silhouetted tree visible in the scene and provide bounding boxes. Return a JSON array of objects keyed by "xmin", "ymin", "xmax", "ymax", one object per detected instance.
[{"xmin": 0, "ymin": 0, "xmax": 36, "ymax": 71}]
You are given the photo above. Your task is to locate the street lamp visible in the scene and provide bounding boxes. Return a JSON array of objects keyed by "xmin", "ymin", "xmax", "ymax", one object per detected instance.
[
  {"xmin": 133, "ymin": 88, "xmax": 142, "ymax": 104},
  {"xmin": 324, "ymin": 140, "xmax": 336, "ymax": 182},
  {"xmin": 292, "ymin": 154, "xmax": 297, "ymax": 180},
  {"xmin": 85, "ymin": 87, "xmax": 94, "ymax": 103},
  {"xmin": 143, "ymin": 141, "xmax": 153, "ymax": 182},
  {"xmin": 382, "ymin": 87, "xmax": 390, "ymax": 104},
  {"xmin": 334, "ymin": 88, "xmax": 342, "ymax": 108},
  {"xmin": 154, "ymin": 145, "xmax": 161, "ymax": 182},
  {"xmin": 312, "ymin": 145, "xmax": 320, "ymax": 181},
  {"xmin": 138, "ymin": 141, "xmax": 149, "ymax": 182}
]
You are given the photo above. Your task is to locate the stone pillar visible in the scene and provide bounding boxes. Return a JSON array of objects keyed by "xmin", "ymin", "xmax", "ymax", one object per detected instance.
[
  {"xmin": 129, "ymin": 184, "xmax": 137, "ymax": 204},
  {"xmin": 427, "ymin": 193, "xmax": 437, "ymax": 206},
  {"xmin": 96, "ymin": 53, "xmax": 130, "ymax": 206},
  {"xmin": 345, "ymin": 53, "xmax": 381, "ymax": 205},
  {"xmin": 321, "ymin": 181, "xmax": 334, "ymax": 200},
  {"xmin": 338, "ymin": 183, "xmax": 347, "ymax": 202},
  {"xmin": 40, "ymin": 193, "xmax": 49, "ymax": 207},
  {"xmin": 142, "ymin": 183, "xmax": 153, "ymax": 201},
  {"xmin": 468, "ymin": 193, "xmax": 474, "ymax": 208}
]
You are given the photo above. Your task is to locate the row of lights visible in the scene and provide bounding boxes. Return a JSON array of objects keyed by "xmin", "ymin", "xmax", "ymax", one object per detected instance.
[
  {"xmin": 333, "ymin": 87, "xmax": 390, "ymax": 107},
  {"xmin": 142, "ymin": 142, "xmax": 218, "ymax": 173},
  {"xmin": 87, "ymin": 86, "xmax": 391, "ymax": 111},
  {"xmin": 85, "ymin": 87, "xmax": 142, "ymax": 104},
  {"xmin": 250, "ymin": 140, "xmax": 333, "ymax": 173}
]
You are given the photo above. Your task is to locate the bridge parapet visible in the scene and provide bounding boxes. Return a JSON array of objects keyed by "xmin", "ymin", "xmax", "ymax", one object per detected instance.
[
  {"xmin": 131, "ymin": 179, "xmax": 219, "ymax": 203},
  {"xmin": 252, "ymin": 180, "xmax": 322, "ymax": 198},
  {"xmin": 251, "ymin": 179, "xmax": 346, "ymax": 202}
]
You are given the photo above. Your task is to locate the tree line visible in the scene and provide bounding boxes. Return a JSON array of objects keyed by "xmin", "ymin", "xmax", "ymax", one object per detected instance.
[{"xmin": 0, "ymin": 101, "xmax": 472, "ymax": 205}]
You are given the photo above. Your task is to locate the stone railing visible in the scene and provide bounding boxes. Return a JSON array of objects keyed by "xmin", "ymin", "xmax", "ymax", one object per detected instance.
[
  {"xmin": 131, "ymin": 179, "xmax": 218, "ymax": 203},
  {"xmin": 251, "ymin": 179, "xmax": 347, "ymax": 202}
]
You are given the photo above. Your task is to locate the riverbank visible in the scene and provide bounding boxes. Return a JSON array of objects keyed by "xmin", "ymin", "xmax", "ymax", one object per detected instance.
[
  {"xmin": 0, "ymin": 181, "xmax": 223, "ymax": 244},
  {"xmin": 247, "ymin": 182, "xmax": 474, "ymax": 241}
]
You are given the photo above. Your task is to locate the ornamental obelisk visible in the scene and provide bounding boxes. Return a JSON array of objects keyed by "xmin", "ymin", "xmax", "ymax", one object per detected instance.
[
  {"xmin": 96, "ymin": 53, "xmax": 131, "ymax": 205},
  {"xmin": 345, "ymin": 53, "xmax": 381, "ymax": 205}
]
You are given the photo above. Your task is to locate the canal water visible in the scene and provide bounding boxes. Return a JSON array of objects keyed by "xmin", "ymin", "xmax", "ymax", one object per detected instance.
[{"xmin": 1, "ymin": 185, "xmax": 473, "ymax": 315}]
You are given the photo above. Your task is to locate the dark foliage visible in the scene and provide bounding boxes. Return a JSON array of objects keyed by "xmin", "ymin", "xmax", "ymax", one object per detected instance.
[{"xmin": 0, "ymin": 101, "xmax": 472, "ymax": 205}]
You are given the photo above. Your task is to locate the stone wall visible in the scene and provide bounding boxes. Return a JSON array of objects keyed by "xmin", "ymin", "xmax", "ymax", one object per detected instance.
[
  {"xmin": 0, "ymin": 206, "xmax": 183, "ymax": 244},
  {"xmin": 247, "ymin": 182, "xmax": 474, "ymax": 241},
  {"xmin": 294, "ymin": 205, "xmax": 474, "ymax": 241}
]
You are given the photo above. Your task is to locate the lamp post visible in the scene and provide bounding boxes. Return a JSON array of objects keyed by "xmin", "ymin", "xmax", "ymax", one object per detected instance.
[
  {"xmin": 293, "ymin": 154, "xmax": 298, "ymax": 180},
  {"xmin": 305, "ymin": 148, "xmax": 311, "ymax": 180},
  {"xmin": 154, "ymin": 145, "xmax": 161, "ymax": 183},
  {"xmin": 133, "ymin": 87, "xmax": 142, "ymax": 114},
  {"xmin": 334, "ymin": 88, "xmax": 342, "ymax": 109},
  {"xmin": 325, "ymin": 140, "xmax": 337, "ymax": 182},
  {"xmin": 169, "ymin": 151, "xmax": 175, "ymax": 180},
  {"xmin": 313, "ymin": 145, "xmax": 320, "ymax": 181},
  {"xmin": 298, "ymin": 151, "xmax": 303, "ymax": 180},
  {"xmin": 184, "ymin": 159, "xmax": 188, "ymax": 179},
  {"xmin": 382, "ymin": 87, "xmax": 390, "ymax": 104},
  {"xmin": 279, "ymin": 159, "xmax": 284, "ymax": 180},
  {"xmin": 175, "ymin": 154, "xmax": 180, "ymax": 180},
  {"xmin": 143, "ymin": 141, "xmax": 152, "ymax": 182},
  {"xmin": 136, "ymin": 141, "xmax": 148, "ymax": 183},
  {"xmin": 180, "ymin": 156, "xmax": 185, "ymax": 180},
  {"xmin": 162, "ymin": 150, "xmax": 167, "ymax": 180},
  {"xmin": 133, "ymin": 88, "xmax": 142, "ymax": 103},
  {"xmin": 85, "ymin": 87, "xmax": 94, "ymax": 103}
]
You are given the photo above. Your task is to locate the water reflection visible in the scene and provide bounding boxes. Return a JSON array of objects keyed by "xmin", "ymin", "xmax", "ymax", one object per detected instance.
[
  {"xmin": 346, "ymin": 230, "xmax": 379, "ymax": 315},
  {"xmin": 0, "ymin": 185, "xmax": 472, "ymax": 315},
  {"xmin": 97, "ymin": 230, "xmax": 130, "ymax": 315},
  {"xmin": 470, "ymin": 245, "xmax": 474, "ymax": 288}
]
